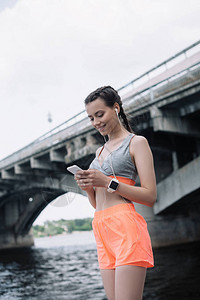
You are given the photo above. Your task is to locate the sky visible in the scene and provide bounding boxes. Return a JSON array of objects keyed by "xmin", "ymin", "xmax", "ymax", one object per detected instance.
[{"xmin": 0, "ymin": 0, "xmax": 200, "ymax": 224}]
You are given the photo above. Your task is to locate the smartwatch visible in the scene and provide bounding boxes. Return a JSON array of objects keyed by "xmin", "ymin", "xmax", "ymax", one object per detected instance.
[{"xmin": 107, "ymin": 178, "xmax": 119, "ymax": 193}]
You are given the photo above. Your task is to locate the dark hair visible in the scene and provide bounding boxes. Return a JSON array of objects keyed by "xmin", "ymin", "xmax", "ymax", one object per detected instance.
[{"xmin": 84, "ymin": 86, "xmax": 133, "ymax": 132}]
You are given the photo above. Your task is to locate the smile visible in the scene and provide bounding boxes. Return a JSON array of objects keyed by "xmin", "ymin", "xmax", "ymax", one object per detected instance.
[{"xmin": 96, "ymin": 125, "xmax": 106, "ymax": 131}]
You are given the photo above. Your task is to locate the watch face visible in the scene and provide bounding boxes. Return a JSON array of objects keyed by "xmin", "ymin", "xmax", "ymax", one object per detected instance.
[{"xmin": 110, "ymin": 180, "xmax": 119, "ymax": 190}]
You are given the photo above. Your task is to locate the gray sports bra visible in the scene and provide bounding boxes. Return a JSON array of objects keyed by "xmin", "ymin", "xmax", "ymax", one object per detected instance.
[{"xmin": 89, "ymin": 133, "xmax": 138, "ymax": 184}]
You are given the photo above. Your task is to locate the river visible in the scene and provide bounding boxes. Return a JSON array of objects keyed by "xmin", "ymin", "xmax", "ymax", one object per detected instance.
[{"xmin": 0, "ymin": 231, "xmax": 200, "ymax": 299}]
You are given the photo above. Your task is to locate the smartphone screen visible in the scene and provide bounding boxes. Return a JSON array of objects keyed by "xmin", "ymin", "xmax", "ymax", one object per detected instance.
[{"xmin": 67, "ymin": 165, "xmax": 83, "ymax": 175}]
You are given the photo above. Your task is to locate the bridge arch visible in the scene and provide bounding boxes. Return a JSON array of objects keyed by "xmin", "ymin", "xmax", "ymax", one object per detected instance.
[{"xmin": 0, "ymin": 174, "xmax": 85, "ymax": 249}]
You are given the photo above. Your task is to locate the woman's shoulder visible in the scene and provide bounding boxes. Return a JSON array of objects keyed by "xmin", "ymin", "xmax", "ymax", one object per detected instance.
[
  {"xmin": 89, "ymin": 146, "xmax": 103, "ymax": 168},
  {"xmin": 132, "ymin": 134, "xmax": 148, "ymax": 144},
  {"xmin": 95, "ymin": 145, "xmax": 104, "ymax": 157},
  {"xmin": 130, "ymin": 134, "xmax": 150, "ymax": 153}
]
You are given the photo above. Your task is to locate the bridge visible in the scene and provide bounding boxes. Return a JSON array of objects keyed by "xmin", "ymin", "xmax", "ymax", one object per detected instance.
[{"xmin": 0, "ymin": 41, "xmax": 200, "ymax": 249}]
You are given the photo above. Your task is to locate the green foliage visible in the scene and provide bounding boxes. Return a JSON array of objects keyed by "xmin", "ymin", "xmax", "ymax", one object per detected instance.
[{"xmin": 33, "ymin": 218, "xmax": 93, "ymax": 237}]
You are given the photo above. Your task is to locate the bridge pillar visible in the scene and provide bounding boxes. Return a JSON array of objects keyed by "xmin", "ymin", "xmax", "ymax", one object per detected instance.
[
  {"xmin": 0, "ymin": 200, "xmax": 34, "ymax": 250},
  {"xmin": 0, "ymin": 228, "xmax": 34, "ymax": 250},
  {"xmin": 172, "ymin": 151, "xmax": 179, "ymax": 171},
  {"xmin": 150, "ymin": 106, "xmax": 200, "ymax": 136},
  {"xmin": 65, "ymin": 133, "xmax": 101, "ymax": 164}
]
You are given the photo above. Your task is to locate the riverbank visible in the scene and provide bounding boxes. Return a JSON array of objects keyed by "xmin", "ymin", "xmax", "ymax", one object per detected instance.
[{"xmin": 33, "ymin": 218, "xmax": 93, "ymax": 238}]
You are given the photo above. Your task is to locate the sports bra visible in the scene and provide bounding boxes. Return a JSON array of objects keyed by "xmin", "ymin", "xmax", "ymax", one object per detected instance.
[{"xmin": 89, "ymin": 133, "xmax": 138, "ymax": 185}]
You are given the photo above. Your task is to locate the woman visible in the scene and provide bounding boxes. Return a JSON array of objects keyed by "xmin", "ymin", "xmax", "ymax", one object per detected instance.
[{"xmin": 75, "ymin": 86, "xmax": 157, "ymax": 300}]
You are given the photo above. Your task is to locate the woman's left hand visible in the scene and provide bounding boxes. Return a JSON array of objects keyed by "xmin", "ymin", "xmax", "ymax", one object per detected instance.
[{"xmin": 74, "ymin": 169, "xmax": 110, "ymax": 189}]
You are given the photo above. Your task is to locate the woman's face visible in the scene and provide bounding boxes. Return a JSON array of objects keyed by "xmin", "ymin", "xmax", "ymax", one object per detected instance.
[{"xmin": 86, "ymin": 98, "xmax": 118, "ymax": 136}]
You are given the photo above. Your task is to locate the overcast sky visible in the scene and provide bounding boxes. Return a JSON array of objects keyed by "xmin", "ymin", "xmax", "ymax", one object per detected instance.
[{"xmin": 0, "ymin": 0, "xmax": 199, "ymax": 224}]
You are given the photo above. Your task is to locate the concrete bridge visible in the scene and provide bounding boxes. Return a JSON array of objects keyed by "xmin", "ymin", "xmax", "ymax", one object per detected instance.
[{"xmin": 0, "ymin": 41, "xmax": 200, "ymax": 250}]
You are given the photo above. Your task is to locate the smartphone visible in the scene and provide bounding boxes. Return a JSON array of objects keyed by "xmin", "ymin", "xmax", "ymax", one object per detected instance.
[{"xmin": 67, "ymin": 165, "xmax": 83, "ymax": 175}]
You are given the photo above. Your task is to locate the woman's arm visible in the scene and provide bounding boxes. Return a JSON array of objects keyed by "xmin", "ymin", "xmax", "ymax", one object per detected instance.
[
  {"xmin": 86, "ymin": 188, "xmax": 96, "ymax": 209},
  {"xmin": 116, "ymin": 135, "xmax": 157, "ymax": 207},
  {"xmin": 75, "ymin": 178, "xmax": 96, "ymax": 209},
  {"xmin": 74, "ymin": 147, "xmax": 103, "ymax": 209}
]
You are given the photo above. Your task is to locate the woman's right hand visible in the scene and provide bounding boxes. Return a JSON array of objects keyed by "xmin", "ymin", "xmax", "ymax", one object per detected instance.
[
  {"xmin": 74, "ymin": 170, "xmax": 94, "ymax": 192},
  {"xmin": 74, "ymin": 169, "xmax": 110, "ymax": 191}
]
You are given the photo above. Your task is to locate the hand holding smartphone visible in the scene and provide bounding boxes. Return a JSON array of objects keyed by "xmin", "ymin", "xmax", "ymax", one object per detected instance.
[{"xmin": 67, "ymin": 165, "xmax": 83, "ymax": 175}]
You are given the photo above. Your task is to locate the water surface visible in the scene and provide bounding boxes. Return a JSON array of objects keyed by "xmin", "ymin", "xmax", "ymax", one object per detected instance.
[{"xmin": 0, "ymin": 231, "xmax": 200, "ymax": 299}]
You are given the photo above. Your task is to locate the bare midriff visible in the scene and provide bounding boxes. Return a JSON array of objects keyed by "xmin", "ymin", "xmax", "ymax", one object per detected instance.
[
  {"xmin": 95, "ymin": 176, "xmax": 135, "ymax": 211},
  {"xmin": 95, "ymin": 187, "xmax": 131, "ymax": 211}
]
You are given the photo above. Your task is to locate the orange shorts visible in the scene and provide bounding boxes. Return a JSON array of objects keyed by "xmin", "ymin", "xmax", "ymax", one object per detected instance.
[{"xmin": 92, "ymin": 203, "xmax": 154, "ymax": 269}]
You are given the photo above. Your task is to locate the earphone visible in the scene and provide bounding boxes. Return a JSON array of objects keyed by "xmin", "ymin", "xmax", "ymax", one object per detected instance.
[{"xmin": 115, "ymin": 108, "xmax": 118, "ymax": 115}]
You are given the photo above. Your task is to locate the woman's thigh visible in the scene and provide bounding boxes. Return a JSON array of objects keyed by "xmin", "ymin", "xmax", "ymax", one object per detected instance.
[
  {"xmin": 100, "ymin": 269, "xmax": 115, "ymax": 300},
  {"xmin": 115, "ymin": 265, "xmax": 146, "ymax": 300}
]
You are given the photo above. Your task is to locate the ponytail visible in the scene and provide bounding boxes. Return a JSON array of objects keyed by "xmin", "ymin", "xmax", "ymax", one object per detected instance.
[{"xmin": 119, "ymin": 106, "xmax": 133, "ymax": 133}]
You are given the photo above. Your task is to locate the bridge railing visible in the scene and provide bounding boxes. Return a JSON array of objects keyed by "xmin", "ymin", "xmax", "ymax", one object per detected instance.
[
  {"xmin": 122, "ymin": 60, "xmax": 200, "ymax": 112},
  {"xmin": 118, "ymin": 40, "xmax": 200, "ymax": 96},
  {"xmin": 0, "ymin": 41, "xmax": 200, "ymax": 168},
  {"xmin": 0, "ymin": 113, "xmax": 90, "ymax": 169}
]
